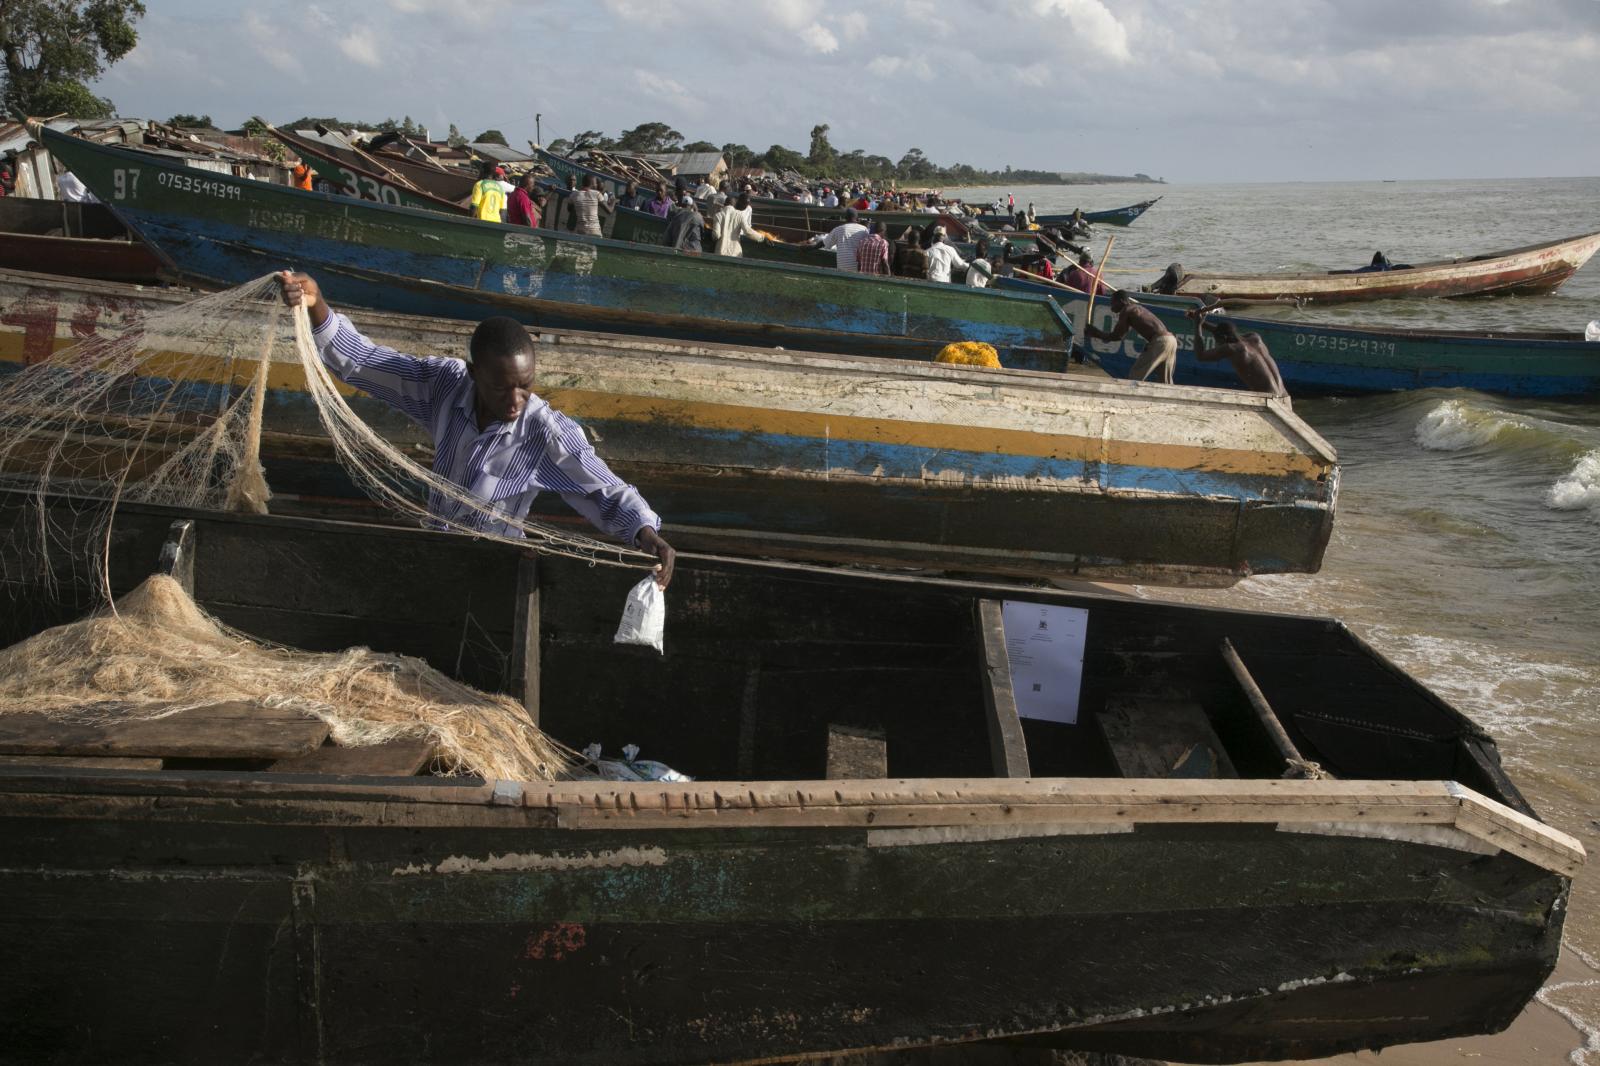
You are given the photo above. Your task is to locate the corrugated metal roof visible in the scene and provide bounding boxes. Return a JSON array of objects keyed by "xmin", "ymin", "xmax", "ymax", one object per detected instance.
[
  {"xmin": 0, "ymin": 118, "xmax": 78, "ymax": 155},
  {"xmin": 470, "ymin": 142, "xmax": 531, "ymax": 163},
  {"xmin": 639, "ymin": 151, "xmax": 725, "ymax": 175}
]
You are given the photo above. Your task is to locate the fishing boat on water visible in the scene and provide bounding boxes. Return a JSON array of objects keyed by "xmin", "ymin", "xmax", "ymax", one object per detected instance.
[
  {"xmin": 40, "ymin": 127, "xmax": 1077, "ymax": 370},
  {"xmin": 1031, "ymin": 196, "xmax": 1165, "ymax": 228},
  {"xmin": 0, "ymin": 491, "xmax": 1579, "ymax": 1065},
  {"xmin": 1001, "ymin": 277, "xmax": 1600, "ymax": 397},
  {"xmin": 1166, "ymin": 230, "xmax": 1600, "ymax": 305},
  {"xmin": 0, "ymin": 268, "xmax": 1338, "ymax": 584},
  {"xmin": 0, "ymin": 195, "xmax": 163, "ymax": 284}
]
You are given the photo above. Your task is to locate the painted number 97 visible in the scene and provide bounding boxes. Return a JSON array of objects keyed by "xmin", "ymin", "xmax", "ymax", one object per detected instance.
[{"xmin": 112, "ymin": 168, "xmax": 140, "ymax": 200}]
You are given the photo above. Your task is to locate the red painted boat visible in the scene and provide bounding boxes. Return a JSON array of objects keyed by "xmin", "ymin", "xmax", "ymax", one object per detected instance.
[
  {"xmin": 0, "ymin": 197, "xmax": 163, "ymax": 284},
  {"xmin": 1174, "ymin": 230, "xmax": 1600, "ymax": 305}
]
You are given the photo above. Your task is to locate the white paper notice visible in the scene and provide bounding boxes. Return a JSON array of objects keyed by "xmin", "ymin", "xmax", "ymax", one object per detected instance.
[{"xmin": 1001, "ymin": 600, "xmax": 1089, "ymax": 724}]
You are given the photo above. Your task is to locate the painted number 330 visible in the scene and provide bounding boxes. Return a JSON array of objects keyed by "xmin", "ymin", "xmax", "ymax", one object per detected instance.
[{"xmin": 112, "ymin": 168, "xmax": 140, "ymax": 200}]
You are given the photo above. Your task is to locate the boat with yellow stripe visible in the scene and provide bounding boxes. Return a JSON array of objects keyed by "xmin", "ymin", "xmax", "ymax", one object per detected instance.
[{"xmin": 0, "ymin": 270, "xmax": 1338, "ymax": 585}]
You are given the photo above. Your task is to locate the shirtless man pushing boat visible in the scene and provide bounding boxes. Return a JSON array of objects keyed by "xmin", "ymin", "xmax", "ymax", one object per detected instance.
[
  {"xmin": 1084, "ymin": 291, "xmax": 1177, "ymax": 385},
  {"xmin": 1191, "ymin": 306, "xmax": 1290, "ymax": 401}
]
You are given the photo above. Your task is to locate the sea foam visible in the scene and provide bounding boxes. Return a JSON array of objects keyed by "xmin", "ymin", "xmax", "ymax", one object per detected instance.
[
  {"xmin": 1547, "ymin": 449, "xmax": 1600, "ymax": 512},
  {"xmin": 1413, "ymin": 399, "xmax": 1515, "ymax": 451}
]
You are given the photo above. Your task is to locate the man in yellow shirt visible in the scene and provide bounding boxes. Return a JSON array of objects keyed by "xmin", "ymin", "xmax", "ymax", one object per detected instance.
[{"xmin": 470, "ymin": 165, "xmax": 507, "ymax": 222}]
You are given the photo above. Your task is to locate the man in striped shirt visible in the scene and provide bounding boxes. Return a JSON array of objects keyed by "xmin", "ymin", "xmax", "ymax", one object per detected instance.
[{"xmin": 278, "ymin": 272, "xmax": 675, "ymax": 586}]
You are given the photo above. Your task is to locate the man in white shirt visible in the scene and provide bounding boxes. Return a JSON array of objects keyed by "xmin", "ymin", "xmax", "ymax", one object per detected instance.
[
  {"xmin": 924, "ymin": 227, "xmax": 970, "ymax": 284},
  {"xmin": 56, "ymin": 169, "xmax": 97, "ymax": 203},
  {"xmin": 820, "ymin": 188, "xmax": 839, "ymax": 208},
  {"xmin": 693, "ymin": 179, "xmax": 716, "ymax": 200},
  {"xmin": 966, "ymin": 239, "xmax": 994, "ymax": 288},
  {"xmin": 805, "ymin": 209, "xmax": 867, "ymax": 271}
]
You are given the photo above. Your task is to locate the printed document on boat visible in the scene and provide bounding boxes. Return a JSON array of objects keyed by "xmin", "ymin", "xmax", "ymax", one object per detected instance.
[{"xmin": 1001, "ymin": 600, "xmax": 1089, "ymax": 724}]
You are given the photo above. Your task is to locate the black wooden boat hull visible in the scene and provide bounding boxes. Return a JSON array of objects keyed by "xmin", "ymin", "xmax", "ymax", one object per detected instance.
[{"xmin": 0, "ymin": 494, "xmax": 1577, "ymax": 1064}]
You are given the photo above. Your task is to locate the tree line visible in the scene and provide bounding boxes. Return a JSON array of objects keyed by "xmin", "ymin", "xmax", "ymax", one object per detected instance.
[
  {"xmin": 0, "ymin": 4, "xmax": 1154, "ymax": 186},
  {"xmin": 549, "ymin": 122, "xmax": 1155, "ymax": 185}
]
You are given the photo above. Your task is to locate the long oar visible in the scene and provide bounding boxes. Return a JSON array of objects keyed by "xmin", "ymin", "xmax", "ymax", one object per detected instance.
[{"xmin": 1080, "ymin": 236, "xmax": 1116, "ymax": 353}]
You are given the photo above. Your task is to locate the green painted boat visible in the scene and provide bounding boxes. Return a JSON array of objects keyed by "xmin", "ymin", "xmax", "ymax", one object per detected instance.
[{"xmin": 42, "ymin": 128, "xmax": 1077, "ymax": 371}]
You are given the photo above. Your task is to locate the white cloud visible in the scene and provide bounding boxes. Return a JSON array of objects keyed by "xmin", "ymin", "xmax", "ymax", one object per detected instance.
[
  {"xmin": 834, "ymin": 12, "xmax": 869, "ymax": 42},
  {"xmin": 1012, "ymin": 63, "xmax": 1052, "ymax": 88},
  {"xmin": 1027, "ymin": 0, "xmax": 1130, "ymax": 62},
  {"xmin": 338, "ymin": 28, "xmax": 382, "ymax": 68},
  {"xmin": 633, "ymin": 70, "xmax": 703, "ymax": 116},
  {"xmin": 800, "ymin": 22, "xmax": 840, "ymax": 53},
  {"xmin": 242, "ymin": 11, "xmax": 303, "ymax": 77}
]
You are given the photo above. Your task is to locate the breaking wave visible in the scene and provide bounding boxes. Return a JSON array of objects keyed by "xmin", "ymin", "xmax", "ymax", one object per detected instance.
[
  {"xmin": 1413, "ymin": 398, "xmax": 1522, "ymax": 451},
  {"xmin": 1547, "ymin": 449, "xmax": 1600, "ymax": 513}
]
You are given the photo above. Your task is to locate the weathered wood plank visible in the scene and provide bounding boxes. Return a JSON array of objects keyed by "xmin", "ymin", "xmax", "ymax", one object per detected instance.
[
  {"xmin": 1099, "ymin": 696, "xmax": 1239, "ymax": 780},
  {"xmin": 825, "ymin": 723, "xmax": 888, "ymax": 780},
  {"xmin": 0, "ymin": 703, "xmax": 328, "ymax": 759},
  {"xmin": 0, "ymin": 754, "xmax": 163, "ymax": 771},
  {"xmin": 266, "ymin": 739, "xmax": 436, "ymax": 777},
  {"xmin": 975, "ymin": 600, "xmax": 1031, "ymax": 778},
  {"xmin": 508, "ymin": 554, "xmax": 540, "ymax": 722}
]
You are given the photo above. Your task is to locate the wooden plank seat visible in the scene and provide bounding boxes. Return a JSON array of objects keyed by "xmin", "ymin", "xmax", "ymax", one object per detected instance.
[
  {"xmin": 0, "ymin": 701, "xmax": 329, "ymax": 761},
  {"xmin": 1098, "ymin": 695, "xmax": 1239, "ymax": 780}
]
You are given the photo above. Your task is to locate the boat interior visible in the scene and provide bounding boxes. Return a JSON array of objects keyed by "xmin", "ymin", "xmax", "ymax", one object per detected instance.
[
  {"xmin": 0, "ymin": 491, "xmax": 1528, "ymax": 815},
  {"xmin": 0, "ymin": 196, "xmax": 132, "ymax": 240}
]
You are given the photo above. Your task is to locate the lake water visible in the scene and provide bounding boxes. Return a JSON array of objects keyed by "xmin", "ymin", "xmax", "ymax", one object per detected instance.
[{"xmin": 959, "ymin": 179, "xmax": 1600, "ymax": 1060}]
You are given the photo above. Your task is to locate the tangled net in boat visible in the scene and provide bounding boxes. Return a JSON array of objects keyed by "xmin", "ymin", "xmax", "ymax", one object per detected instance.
[
  {"xmin": 0, "ymin": 573, "xmax": 573, "ymax": 780},
  {"xmin": 0, "ymin": 273, "xmax": 654, "ymax": 584}
]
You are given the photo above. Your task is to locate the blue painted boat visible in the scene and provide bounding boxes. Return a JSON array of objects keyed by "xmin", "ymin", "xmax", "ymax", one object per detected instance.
[
  {"xmin": 42, "ymin": 129, "xmax": 1077, "ymax": 372},
  {"xmin": 999, "ymin": 277, "xmax": 1600, "ymax": 397}
]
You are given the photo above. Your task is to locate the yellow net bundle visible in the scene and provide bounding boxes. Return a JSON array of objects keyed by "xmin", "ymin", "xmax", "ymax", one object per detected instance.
[{"xmin": 934, "ymin": 341, "xmax": 1002, "ymax": 369}]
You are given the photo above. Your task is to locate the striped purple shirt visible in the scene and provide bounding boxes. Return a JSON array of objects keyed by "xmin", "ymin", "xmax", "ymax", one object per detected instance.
[{"xmin": 312, "ymin": 312, "xmax": 661, "ymax": 545}]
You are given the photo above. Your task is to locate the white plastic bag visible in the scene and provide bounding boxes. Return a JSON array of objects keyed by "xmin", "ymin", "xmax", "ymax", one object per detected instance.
[
  {"xmin": 613, "ymin": 575, "xmax": 665, "ymax": 653},
  {"xmin": 580, "ymin": 743, "xmax": 692, "ymax": 782}
]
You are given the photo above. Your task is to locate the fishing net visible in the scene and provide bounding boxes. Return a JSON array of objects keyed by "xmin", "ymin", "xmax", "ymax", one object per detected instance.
[
  {"xmin": 0, "ymin": 574, "xmax": 572, "ymax": 780},
  {"xmin": 0, "ymin": 274, "xmax": 654, "ymax": 580},
  {"xmin": 0, "ymin": 274, "xmax": 655, "ymax": 780}
]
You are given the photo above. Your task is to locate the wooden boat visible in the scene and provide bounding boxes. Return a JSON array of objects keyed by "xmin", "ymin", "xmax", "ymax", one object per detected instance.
[
  {"xmin": 608, "ymin": 203, "xmax": 839, "ymax": 268},
  {"xmin": 1169, "ymin": 231, "xmax": 1600, "ymax": 305},
  {"xmin": 1033, "ymin": 197, "xmax": 1164, "ymax": 228},
  {"xmin": 748, "ymin": 198, "xmax": 979, "ymax": 243},
  {"xmin": 0, "ymin": 195, "xmax": 164, "ymax": 284},
  {"xmin": 0, "ymin": 491, "xmax": 1580, "ymax": 1065},
  {"xmin": 268, "ymin": 126, "xmax": 470, "ymax": 214},
  {"xmin": 1002, "ymin": 277, "xmax": 1600, "ymax": 397},
  {"xmin": 0, "ymin": 268, "xmax": 1339, "ymax": 584},
  {"xmin": 41, "ymin": 128, "xmax": 1078, "ymax": 371},
  {"xmin": 534, "ymin": 146, "xmax": 633, "ymax": 198}
]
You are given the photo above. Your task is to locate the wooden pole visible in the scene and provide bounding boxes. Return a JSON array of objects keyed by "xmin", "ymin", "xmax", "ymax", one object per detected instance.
[{"xmin": 1081, "ymin": 235, "xmax": 1116, "ymax": 347}]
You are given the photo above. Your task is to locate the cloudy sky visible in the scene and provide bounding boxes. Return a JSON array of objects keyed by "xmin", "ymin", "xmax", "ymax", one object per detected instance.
[{"xmin": 97, "ymin": 0, "xmax": 1600, "ymax": 182}]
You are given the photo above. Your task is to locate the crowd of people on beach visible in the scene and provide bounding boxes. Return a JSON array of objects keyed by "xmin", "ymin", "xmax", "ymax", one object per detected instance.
[{"xmin": 439, "ymin": 160, "xmax": 1286, "ymax": 400}]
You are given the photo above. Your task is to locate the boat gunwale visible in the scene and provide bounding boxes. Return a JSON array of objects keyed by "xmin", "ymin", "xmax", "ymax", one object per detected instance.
[
  {"xmin": 0, "ymin": 268, "xmax": 1339, "ymax": 468},
  {"xmin": 0, "ymin": 768, "xmax": 1579, "ymax": 876}
]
